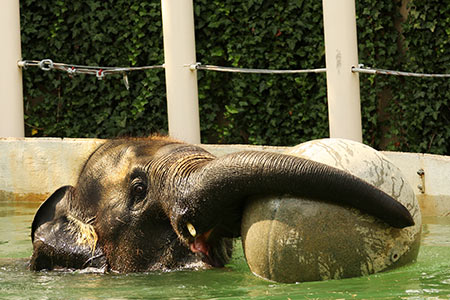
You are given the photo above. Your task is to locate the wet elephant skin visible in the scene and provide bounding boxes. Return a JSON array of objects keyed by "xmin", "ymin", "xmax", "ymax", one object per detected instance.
[{"xmin": 30, "ymin": 136, "xmax": 414, "ymax": 272}]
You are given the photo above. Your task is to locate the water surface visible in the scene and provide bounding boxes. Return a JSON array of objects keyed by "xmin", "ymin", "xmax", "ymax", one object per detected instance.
[{"xmin": 1, "ymin": 200, "xmax": 449, "ymax": 299}]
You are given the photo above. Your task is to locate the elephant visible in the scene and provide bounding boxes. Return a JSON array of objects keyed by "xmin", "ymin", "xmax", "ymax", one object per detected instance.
[{"xmin": 30, "ymin": 136, "xmax": 414, "ymax": 272}]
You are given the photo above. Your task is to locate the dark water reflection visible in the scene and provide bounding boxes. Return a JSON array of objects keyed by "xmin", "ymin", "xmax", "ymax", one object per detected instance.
[{"xmin": 1, "ymin": 200, "xmax": 449, "ymax": 300}]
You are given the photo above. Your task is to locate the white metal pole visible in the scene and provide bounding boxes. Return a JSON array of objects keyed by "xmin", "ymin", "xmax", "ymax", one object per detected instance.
[
  {"xmin": 322, "ymin": 0, "xmax": 362, "ymax": 142},
  {"xmin": 0, "ymin": 0, "xmax": 24, "ymax": 137},
  {"xmin": 161, "ymin": 0, "xmax": 201, "ymax": 144}
]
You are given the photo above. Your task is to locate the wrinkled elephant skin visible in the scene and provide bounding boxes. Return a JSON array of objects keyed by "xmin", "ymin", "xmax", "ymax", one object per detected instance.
[{"xmin": 30, "ymin": 136, "xmax": 414, "ymax": 272}]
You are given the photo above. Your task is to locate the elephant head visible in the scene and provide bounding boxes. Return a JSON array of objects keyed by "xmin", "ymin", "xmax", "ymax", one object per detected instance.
[{"xmin": 30, "ymin": 136, "xmax": 414, "ymax": 272}]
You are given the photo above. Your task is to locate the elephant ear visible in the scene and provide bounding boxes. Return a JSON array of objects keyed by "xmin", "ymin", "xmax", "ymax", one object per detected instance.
[{"xmin": 30, "ymin": 186, "xmax": 106, "ymax": 271}]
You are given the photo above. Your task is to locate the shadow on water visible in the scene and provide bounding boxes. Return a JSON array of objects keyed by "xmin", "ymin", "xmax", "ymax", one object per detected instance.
[{"xmin": 1, "ymin": 198, "xmax": 449, "ymax": 300}]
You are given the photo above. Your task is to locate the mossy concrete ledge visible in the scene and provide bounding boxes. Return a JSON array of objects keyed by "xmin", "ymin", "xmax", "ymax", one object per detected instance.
[{"xmin": 0, "ymin": 137, "xmax": 449, "ymax": 218}]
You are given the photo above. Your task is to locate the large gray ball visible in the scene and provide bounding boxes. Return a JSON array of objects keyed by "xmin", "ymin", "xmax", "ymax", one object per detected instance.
[{"xmin": 241, "ymin": 138, "xmax": 421, "ymax": 283}]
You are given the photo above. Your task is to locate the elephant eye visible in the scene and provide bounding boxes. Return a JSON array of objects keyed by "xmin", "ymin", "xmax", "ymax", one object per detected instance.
[{"xmin": 131, "ymin": 179, "xmax": 147, "ymax": 204}]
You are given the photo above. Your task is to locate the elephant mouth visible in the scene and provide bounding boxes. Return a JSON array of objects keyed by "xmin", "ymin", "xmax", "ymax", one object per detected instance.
[
  {"xmin": 188, "ymin": 228, "xmax": 232, "ymax": 268},
  {"xmin": 189, "ymin": 229, "xmax": 213, "ymax": 257},
  {"xmin": 189, "ymin": 229, "xmax": 219, "ymax": 267}
]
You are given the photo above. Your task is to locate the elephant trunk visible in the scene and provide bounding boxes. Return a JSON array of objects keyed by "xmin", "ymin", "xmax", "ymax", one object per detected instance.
[{"xmin": 172, "ymin": 151, "xmax": 414, "ymax": 242}]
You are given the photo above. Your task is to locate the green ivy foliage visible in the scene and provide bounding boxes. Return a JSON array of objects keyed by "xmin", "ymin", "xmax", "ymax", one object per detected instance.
[
  {"xmin": 20, "ymin": 0, "xmax": 449, "ymax": 154},
  {"xmin": 195, "ymin": 1, "xmax": 328, "ymax": 144},
  {"xmin": 386, "ymin": 0, "xmax": 450, "ymax": 155},
  {"xmin": 21, "ymin": 1, "xmax": 167, "ymax": 137}
]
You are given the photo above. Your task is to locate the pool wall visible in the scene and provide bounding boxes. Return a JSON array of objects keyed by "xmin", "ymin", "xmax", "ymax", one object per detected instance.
[{"xmin": 0, "ymin": 137, "xmax": 449, "ymax": 217}]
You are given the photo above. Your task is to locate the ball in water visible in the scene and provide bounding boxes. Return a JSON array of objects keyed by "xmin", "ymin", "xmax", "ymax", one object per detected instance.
[{"xmin": 241, "ymin": 138, "xmax": 421, "ymax": 283}]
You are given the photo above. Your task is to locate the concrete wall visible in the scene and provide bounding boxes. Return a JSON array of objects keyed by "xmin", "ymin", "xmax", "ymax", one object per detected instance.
[{"xmin": 0, "ymin": 138, "xmax": 448, "ymax": 216}]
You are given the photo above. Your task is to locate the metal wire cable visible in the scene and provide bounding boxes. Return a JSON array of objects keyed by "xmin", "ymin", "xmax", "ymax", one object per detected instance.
[
  {"xmin": 352, "ymin": 65, "xmax": 450, "ymax": 78},
  {"xmin": 18, "ymin": 59, "xmax": 165, "ymax": 89},
  {"xmin": 192, "ymin": 63, "xmax": 327, "ymax": 74},
  {"xmin": 19, "ymin": 59, "xmax": 450, "ymax": 86},
  {"xmin": 19, "ymin": 59, "xmax": 164, "ymax": 74},
  {"xmin": 18, "ymin": 59, "xmax": 327, "ymax": 89}
]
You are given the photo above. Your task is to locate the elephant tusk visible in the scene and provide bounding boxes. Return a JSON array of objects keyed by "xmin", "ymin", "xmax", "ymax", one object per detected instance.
[{"xmin": 187, "ymin": 222, "xmax": 197, "ymax": 237}]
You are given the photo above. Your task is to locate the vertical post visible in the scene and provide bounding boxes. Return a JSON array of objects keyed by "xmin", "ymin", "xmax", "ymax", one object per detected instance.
[
  {"xmin": 0, "ymin": 0, "xmax": 24, "ymax": 137},
  {"xmin": 161, "ymin": 0, "xmax": 201, "ymax": 144},
  {"xmin": 322, "ymin": 0, "xmax": 362, "ymax": 142}
]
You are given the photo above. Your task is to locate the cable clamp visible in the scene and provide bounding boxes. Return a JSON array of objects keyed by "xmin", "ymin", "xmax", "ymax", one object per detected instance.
[
  {"xmin": 189, "ymin": 62, "xmax": 201, "ymax": 71},
  {"xmin": 96, "ymin": 69, "xmax": 105, "ymax": 80},
  {"xmin": 67, "ymin": 66, "xmax": 77, "ymax": 76},
  {"xmin": 17, "ymin": 60, "xmax": 27, "ymax": 69},
  {"xmin": 38, "ymin": 59, "xmax": 54, "ymax": 71}
]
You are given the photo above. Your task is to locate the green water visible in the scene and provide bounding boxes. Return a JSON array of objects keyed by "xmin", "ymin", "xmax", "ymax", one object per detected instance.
[{"xmin": 1, "ymin": 201, "xmax": 449, "ymax": 300}]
